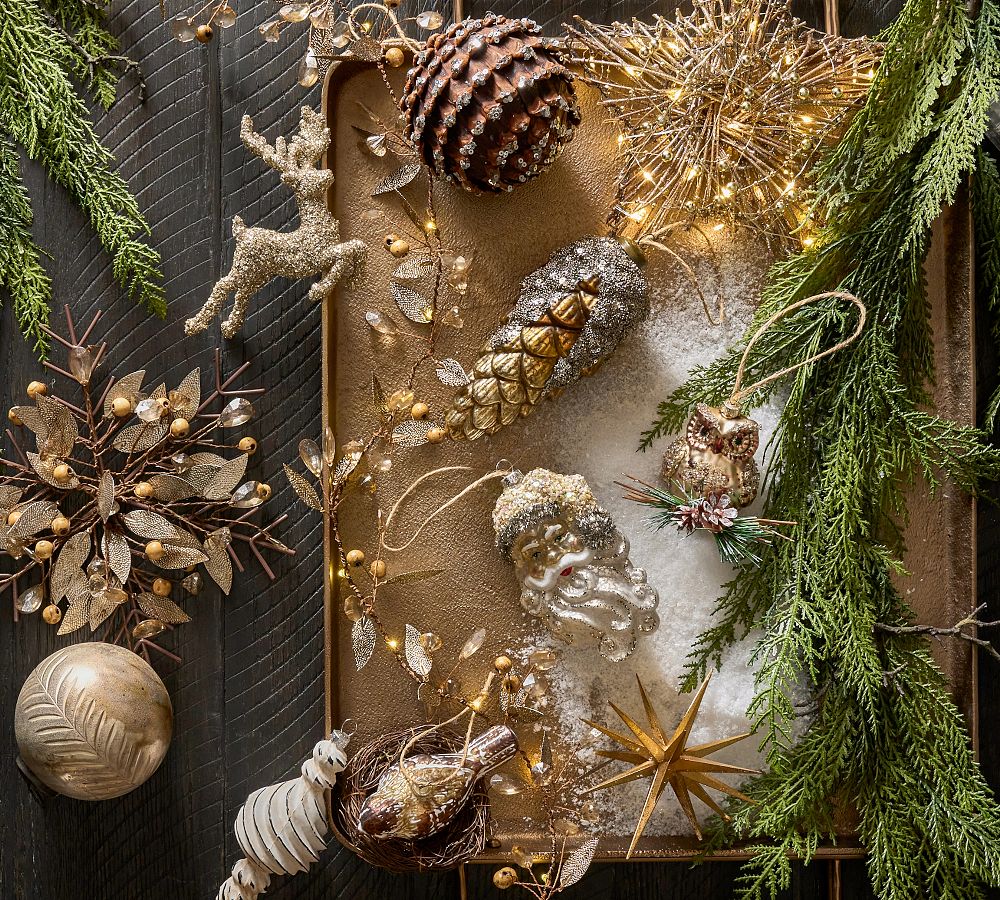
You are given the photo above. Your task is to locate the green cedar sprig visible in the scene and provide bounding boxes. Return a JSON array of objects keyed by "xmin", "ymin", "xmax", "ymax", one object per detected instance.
[
  {"xmin": 0, "ymin": 0, "xmax": 164, "ymax": 355},
  {"xmin": 641, "ymin": 0, "xmax": 1000, "ymax": 895}
]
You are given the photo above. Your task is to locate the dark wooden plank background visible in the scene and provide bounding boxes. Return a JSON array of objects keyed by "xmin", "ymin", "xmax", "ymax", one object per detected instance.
[{"xmin": 2, "ymin": 0, "xmax": 997, "ymax": 898}]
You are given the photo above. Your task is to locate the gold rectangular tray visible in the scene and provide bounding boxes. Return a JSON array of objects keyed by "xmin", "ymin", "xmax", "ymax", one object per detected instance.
[{"xmin": 321, "ymin": 58, "xmax": 977, "ymax": 863}]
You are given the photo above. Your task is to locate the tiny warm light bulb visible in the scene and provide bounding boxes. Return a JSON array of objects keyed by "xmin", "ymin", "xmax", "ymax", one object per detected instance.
[
  {"xmin": 802, "ymin": 235, "xmax": 816, "ymax": 247},
  {"xmin": 800, "ymin": 114, "xmax": 814, "ymax": 125},
  {"xmin": 642, "ymin": 170, "xmax": 655, "ymax": 182},
  {"xmin": 685, "ymin": 165, "xmax": 700, "ymax": 180},
  {"xmin": 712, "ymin": 222, "xmax": 726, "ymax": 232},
  {"xmin": 720, "ymin": 184, "xmax": 733, "ymax": 199},
  {"xmin": 423, "ymin": 219, "xmax": 437, "ymax": 234},
  {"xmin": 617, "ymin": 133, "xmax": 626, "ymax": 146},
  {"xmin": 627, "ymin": 205, "xmax": 650, "ymax": 222},
  {"xmin": 386, "ymin": 637, "xmax": 399, "ymax": 650}
]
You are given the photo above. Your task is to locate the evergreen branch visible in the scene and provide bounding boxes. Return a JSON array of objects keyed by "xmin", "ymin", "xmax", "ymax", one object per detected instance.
[
  {"xmin": 973, "ymin": 148, "xmax": 1000, "ymax": 426},
  {"xmin": 0, "ymin": 0, "xmax": 163, "ymax": 354}
]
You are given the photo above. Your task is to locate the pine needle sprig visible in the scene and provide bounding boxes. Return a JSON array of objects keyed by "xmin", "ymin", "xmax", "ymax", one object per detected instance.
[
  {"xmin": 0, "ymin": 0, "xmax": 163, "ymax": 354},
  {"xmin": 643, "ymin": 0, "xmax": 1000, "ymax": 894},
  {"xmin": 974, "ymin": 148, "xmax": 1000, "ymax": 426}
]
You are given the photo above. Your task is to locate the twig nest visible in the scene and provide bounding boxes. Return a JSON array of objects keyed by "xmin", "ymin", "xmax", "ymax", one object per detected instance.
[
  {"xmin": 400, "ymin": 14, "xmax": 580, "ymax": 193},
  {"xmin": 331, "ymin": 728, "xmax": 490, "ymax": 872}
]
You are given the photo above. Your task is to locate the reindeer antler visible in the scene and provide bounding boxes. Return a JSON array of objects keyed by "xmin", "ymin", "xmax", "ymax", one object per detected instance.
[
  {"xmin": 288, "ymin": 106, "xmax": 330, "ymax": 168},
  {"xmin": 239, "ymin": 114, "xmax": 291, "ymax": 171}
]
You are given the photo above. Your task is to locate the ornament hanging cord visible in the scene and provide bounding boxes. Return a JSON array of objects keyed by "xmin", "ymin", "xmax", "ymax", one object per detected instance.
[
  {"xmin": 382, "ymin": 464, "xmax": 513, "ymax": 553},
  {"xmin": 725, "ymin": 290, "xmax": 866, "ymax": 413}
]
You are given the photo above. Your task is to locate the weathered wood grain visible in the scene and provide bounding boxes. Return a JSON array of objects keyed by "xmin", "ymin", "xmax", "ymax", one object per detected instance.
[{"xmin": 0, "ymin": 0, "xmax": 988, "ymax": 899}]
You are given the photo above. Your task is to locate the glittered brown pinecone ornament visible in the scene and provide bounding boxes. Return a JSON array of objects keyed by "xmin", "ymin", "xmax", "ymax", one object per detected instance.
[
  {"xmin": 400, "ymin": 14, "xmax": 581, "ymax": 193},
  {"xmin": 445, "ymin": 275, "xmax": 600, "ymax": 440}
]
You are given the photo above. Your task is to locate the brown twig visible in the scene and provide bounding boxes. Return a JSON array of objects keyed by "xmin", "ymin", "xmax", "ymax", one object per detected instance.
[{"xmin": 875, "ymin": 603, "xmax": 1000, "ymax": 663}]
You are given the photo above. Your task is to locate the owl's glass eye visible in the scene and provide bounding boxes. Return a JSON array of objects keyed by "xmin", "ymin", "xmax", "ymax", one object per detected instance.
[{"xmin": 699, "ymin": 426, "xmax": 712, "ymax": 438}]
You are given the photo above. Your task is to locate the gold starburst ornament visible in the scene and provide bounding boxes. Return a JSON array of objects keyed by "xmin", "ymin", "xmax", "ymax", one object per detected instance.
[
  {"xmin": 584, "ymin": 673, "xmax": 756, "ymax": 856},
  {"xmin": 568, "ymin": 0, "xmax": 881, "ymax": 242}
]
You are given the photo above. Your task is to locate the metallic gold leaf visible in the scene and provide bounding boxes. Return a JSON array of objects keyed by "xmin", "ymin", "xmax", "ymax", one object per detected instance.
[
  {"xmin": 283, "ymin": 464, "xmax": 322, "ymax": 511},
  {"xmin": 122, "ymin": 510, "xmax": 177, "ymax": 540},
  {"xmin": 89, "ymin": 589, "xmax": 127, "ymax": 630},
  {"xmin": 0, "ymin": 485, "xmax": 23, "ymax": 511},
  {"xmin": 391, "ymin": 282, "xmax": 433, "ymax": 323},
  {"xmin": 332, "ymin": 452, "xmax": 362, "ymax": 486},
  {"xmin": 57, "ymin": 595, "xmax": 91, "ymax": 635},
  {"xmin": 383, "ymin": 569, "xmax": 445, "ymax": 586},
  {"xmin": 435, "ymin": 358, "xmax": 471, "ymax": 387},
  {"xmin": 12, "ymin": 500, "xmax": 60, "ymax": 538},
  {"xmin": 27, "ymin": 453, "xmax": 80, "ymax": 489},
  {"xmin": 353, "ymin": 616, "xmax": 377, "ymax": 670},
  {"xmin": 184, "ymin": 464, "xmax": 220, "ymax": 493},
  {"xmin": 10, "ymin": 405, "xmax": 44, "ymax": 434},
  {"xmin": 103, "ymin": 370, "xmax": 146, "ymax": 417},
  {"xmin": 35, "ymin": 395, "xmax": 78, "ymax": 458},
  {"xmin": 508, "ymin": 704, "xmax": 544, "ymax": 723},
  {"xmin": 97, "ymin": 472, "xmax": 116, "ymax": 522},
  {"xmin": 188, "ymin": 452, "xmax": 227, "ymax": 467},
  {"xmin": 135, "ymin": 592, "xmax": 191, "ymax": 624},
  {"xmin": 373, "ymin": 161, "xmax": 422, "ymax": 196},
  {"xmin": 349, "ymin": 33, "xmax": 382, "ymax": 61},
  {"xmin": 203, "ymin": 454, "xmax": 249, "ymax": 500},
  {"xmin": 150, "ymin": 383, "xmax": 167, "ymax": 400},
  {"xmin": 149, "ymin": 474, "xmax": 199, "ymax": 501},
  {"xmin": 372, "ymin": 375, "xmax": 389, "ymax": 420},
  {"xmin": 203, "ymin": 544, "xmax": 233, "ymax": 595},
  {"xmin": 169, "ymin": 368, "xmax": 201, "ymax": 418},
  {"xmin": 392, "ymin": 255, "xmax": 435, "ymax": 280},
  {"xmin": 558, "ymin": 837, "xmax": 599, "ymax": 888},
  {"xmin": 404, "ymin": 624, "xmax": 432, "ymax": 677},
  {"xmin": 51, "ymin": 532, "xmax": 91, "ymax": 601},
  {"xmin": 113, "ymin": 423, "xmax": 168, "ymax": 453},
  {"xmin": 101, "ymin": 530, "xmax": 132, "ymax": 584},
  {"xmin": 391, "ymin": 420, "xmax": 433, "ymax": 447},
  {"xmin": 157, "ymin": 545, "xmax": 209, "ymax": 569}
]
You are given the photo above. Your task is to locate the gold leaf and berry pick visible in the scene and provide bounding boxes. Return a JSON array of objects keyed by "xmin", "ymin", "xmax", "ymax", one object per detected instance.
[{"xmin": 583, "ymin": 673, "xmax": 757, "ymax": 856}]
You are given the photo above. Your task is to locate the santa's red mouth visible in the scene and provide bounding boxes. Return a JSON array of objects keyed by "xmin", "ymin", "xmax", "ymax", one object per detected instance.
[{"xmin": 560, "ymin": 567, "xmax": 574, "ymax": 577}]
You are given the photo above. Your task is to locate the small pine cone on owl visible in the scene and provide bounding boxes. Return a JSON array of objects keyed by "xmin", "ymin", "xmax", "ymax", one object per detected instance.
[
  {"xmin": 400, "ymin": 14, "xmax": 581, "ymax": 193},
  {"xmin": 662, "ymin": 403, "xmax": 761, "ymax": 508}
]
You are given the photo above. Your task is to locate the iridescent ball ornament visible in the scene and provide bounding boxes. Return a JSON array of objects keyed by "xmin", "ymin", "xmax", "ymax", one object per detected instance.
[
  {"xmin": 493, "ymin": 468, "xmax": 660, "ymax": 662},
  {"xmin": 400, "ymin": 14, "xmax": 581, "ymax": 193},
  {"xmin": 15, "ymin": 642, "xmax": 173, "ymax": 800}
]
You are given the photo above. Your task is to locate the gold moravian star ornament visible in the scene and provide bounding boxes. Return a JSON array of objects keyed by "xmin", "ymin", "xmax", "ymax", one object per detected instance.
[
  {"xmin": 583, "ymin": 673, "xmax": 757, "ymax": 856},
  {"xmin": 567, "ymin": 0, "xmax": 881, "ymax": 244}
]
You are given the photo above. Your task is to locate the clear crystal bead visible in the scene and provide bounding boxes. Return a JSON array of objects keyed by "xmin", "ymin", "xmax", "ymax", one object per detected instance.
[
  {"xmin": 181, "ymin": 572, "xmax": 203, "ymax": 595},
  {"xmin": 219, "ymin": 397, "xmax": 253, "ymax": 427},
  {"xmin": 329, "ymin": 20, "xmax": 350, "ymax": 48},
  {"xmin": 419, "ymin": 631, "xmax": 443, "ymax": 654},
  {"xmin": 216, "ymin": 4, "xmax": 237, "ymax": 27},
  {"xmin": 105, "ymin": 587, "xmax": 129, "ymax": 606},
  {"xmin": 170, "ymin": 14, "xmax": 197, "ymax": 41},
  {"xmin": 88, "ymin": 573, "xmax": 108, "ymax": 593},
  {"xmin": 16, "ymin": 585, "xmax": 44, "ymax": 614},
  {"xmin": 416, "ymin": 10, "xmax": 444, "ymax": 30},
  {"xmin": 68, "ymin": 345, "xmax": 98, "ymax": 385},
  {"xmin": 136, "ymin": 397, "xmax": 168, "ymax": 422},
  {"xmin": 299, "ymin": 438, "xmax": 323, "ymax": 477},
  {"xmin": 204, "ymin": 527, "xmax": 232, "ymax": 553},
  {"xmin": 279, "ymin": 2, "xmax": 311, "ymax": 22},
  {"xmin": 298, "ymin": 49, "xmax": 320, "ymax": 88},
  {"xmin": 86, "ymin": 559, "xmax": 104, "ymax": 576},
  {"xmin": 259, "ymin": 20, "xmax": 281, "ymax": 42},
  {"xmin": 365, "ymin": 309, "xmax": 399, "ymax": 336},
  {"xmin": 511, "ymin": 845, "xmax": 534, "ymax": 868},
  {"xmin": 365, "ymin": 133, "xmax": 388, "ymax": 157},
  {"xmin": 171, "ymin": 452, "xmax": 193, "ymax": 473},
  {"xmin": 459, "ymin": 626, "xmax": 486, "ymax": 659},
  {"xmin": 488, "ymin": 773, "xmax": 523, "ymax": 796},
  {"xmin": 133, "ymin": 619, "xmax": 166, "ymax": 640},
  {"xmin": 323, "ymin": 426, "xmax": 336, "ymax": 465},
  {"xmin": 528, "ymin": 648, "xmax": 559, "ymax": 671},
  {"xmin": 231, "ymin": 481, "xmax": 263, "ymax": 508}
]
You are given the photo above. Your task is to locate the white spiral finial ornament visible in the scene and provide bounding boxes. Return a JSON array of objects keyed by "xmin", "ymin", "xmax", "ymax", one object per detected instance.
[{"xmin": 217, "ymin": 729, "xmax": 352, "ymax": 900}]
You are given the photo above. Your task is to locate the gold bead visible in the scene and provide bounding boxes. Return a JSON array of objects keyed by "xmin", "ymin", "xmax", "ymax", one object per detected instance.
[
  {"xmin": 255, "ymin": 483, "xmax": 272, "ymax": 501},
  {"xmin": 42, "ymin": 604, "xmax": 62, "ymax": 625},
  {"xmin": 410, "ymin": 401, "xmax": 429, "ymax": 420},
  {"xmin": 494, "ymin": 655, "xmax": 513, "ymax": 673},
  {"xmin": 493, "ymin": 867, "xmax": 518, "ymax": 890},
  {"xmin": 152, "ymin": 578, "xmax": 172, "ymax": 597},
  {"xmin": 27, "ymin": 381, "xmax": 47, "ymax": 399},
  {"xmin": 370, "ymin": 559, "xmax": 387, "ymax": 579},
  {"xmin": 111, "ymin": 397, "xmax": 133, "ymax": 417},
  {"xmin": 384, "ymin": 233, "xmax": 400, "ymax": 247},
  {"xmin": 170, "ymin": 417, "xmax": 190, "ymax": 438},
  {"xmin": 384, "ymin": 46, "xmax": 405, "ymax": 67},
  {"xmin": 52, "ymin": 463, "xmax": 71, "ymax": 482},
  {"xmin": 134, "ymin": 481, "xmax": 154, "ymax": 498},
  {"xmin": 389, "ymin": 239, "xmax": 410, "ymax": 258},
  {"xmin": 34, "ymin": 540, "xmax": 54, "ymax": 560},
  {"xmin": 145, "ymin": 540, "xmax": 166, "ymax": 562},
  {"xmin": 195, "ymin": 23, "xmax": 213, "ymax": 42},
  {"xmin": 425, "ymin": 426, "xmax": 446, "ymax": 444},
  {"xmin": 6, "ymin": 509, "xmax": 20, "ymax": 526},
  {"xmin": 8, "ymin": 408, "xmax": 22, "ymax": 426},
  {"xmin": 238, "ymin": 437, "xmax": 257, "ymax": 454},
  {"xmin": 51, "ymin": 515, "xmax": 71, "ymax": 536},
  {"xmin": 346, "ymin": 549, "xmax": 366, "ymax": 567}
]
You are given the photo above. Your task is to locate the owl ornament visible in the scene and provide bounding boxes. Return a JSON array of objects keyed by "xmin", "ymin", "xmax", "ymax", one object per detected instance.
[
  {"xmin": 493, "ymin": 468, "xmax": 659, "ymax": 661},
  {"xmin": 662, "ymin": 401, "xmax": 761, "ymax": 509}
]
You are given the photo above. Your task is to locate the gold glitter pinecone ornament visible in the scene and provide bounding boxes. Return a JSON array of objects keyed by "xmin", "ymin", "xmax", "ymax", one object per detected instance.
[
  {"xmin": 400, "ymin": 14, "xmax": 581, "ymax": 193},
  {"xmin": 445, "ymin": 275, "xmax": 600, "ymax": 440}
]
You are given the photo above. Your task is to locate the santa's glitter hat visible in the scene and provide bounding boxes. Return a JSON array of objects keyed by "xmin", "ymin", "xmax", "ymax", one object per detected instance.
[{"xmin": 492, "ymin": 468, "xmax": 614, "ymax": 558}]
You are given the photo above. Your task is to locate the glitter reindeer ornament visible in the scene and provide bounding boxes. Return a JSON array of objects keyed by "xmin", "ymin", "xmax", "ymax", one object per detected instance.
[
  {"xmin": 494, "ymin": 468, "xmax": 659, "ymax": 662},
  {"xmin": 185, "ymin": 106, "xmax": 366, "ymax": 339}
]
